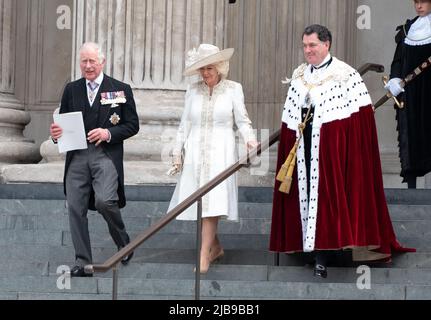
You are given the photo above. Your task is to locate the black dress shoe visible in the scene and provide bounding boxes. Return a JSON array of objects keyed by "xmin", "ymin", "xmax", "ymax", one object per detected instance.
[
  {"xmin": 70, "ymin": 265, "xmax": 93, "ymax": 278},
  {"xmin": 313, "ymin": 263, "xmax": 328, "ymax": 278},
  {"xmin": 121, "ymin": 251, "xmax": 134, "ymax": 265}
]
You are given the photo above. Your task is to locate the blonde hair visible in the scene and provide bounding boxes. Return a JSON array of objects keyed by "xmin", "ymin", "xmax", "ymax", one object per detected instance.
[{"xmin": 215, "ymin": 61, "xmax": 230, "ymax": 79}]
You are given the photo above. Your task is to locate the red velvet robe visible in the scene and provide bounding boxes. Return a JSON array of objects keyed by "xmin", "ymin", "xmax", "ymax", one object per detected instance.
[{"xmin": 270, "ymin": 57, "xmax": 415, "ymax": 261}]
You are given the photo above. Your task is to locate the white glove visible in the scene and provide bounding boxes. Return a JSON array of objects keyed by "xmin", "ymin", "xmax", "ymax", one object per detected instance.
[{"xmin": 384, "ymin": 78, "xmax": 404, "ymax": 97}]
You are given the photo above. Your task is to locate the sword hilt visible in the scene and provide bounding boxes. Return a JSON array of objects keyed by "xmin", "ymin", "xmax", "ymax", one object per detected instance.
[{"xmin": 382, "ymin": 76, "xmax": 404, "ymax": 109}]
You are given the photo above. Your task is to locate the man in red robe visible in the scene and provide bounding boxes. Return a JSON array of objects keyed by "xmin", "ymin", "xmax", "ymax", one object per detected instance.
[{"xmin": 270, "ymin": 24, "xmax": 415, "ymax": 278}]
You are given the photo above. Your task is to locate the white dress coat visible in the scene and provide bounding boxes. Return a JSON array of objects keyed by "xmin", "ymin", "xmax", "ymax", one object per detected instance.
[{"xmin": 168, "ymin": 79, "xmax": 255, "ymax": 221}]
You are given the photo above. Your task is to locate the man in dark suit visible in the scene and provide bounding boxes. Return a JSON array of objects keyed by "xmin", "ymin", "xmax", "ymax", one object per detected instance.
[{"xmin": 50, "ymin": 42, "xmax": 139, "ymax": 277}]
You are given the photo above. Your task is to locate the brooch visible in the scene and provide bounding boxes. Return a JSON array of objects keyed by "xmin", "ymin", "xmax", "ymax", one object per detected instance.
[{"xmin": 109, "ymin": 113, "xmax": 121, "ymax": 125}]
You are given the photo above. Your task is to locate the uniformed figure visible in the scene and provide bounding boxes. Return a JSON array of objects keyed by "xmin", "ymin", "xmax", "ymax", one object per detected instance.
[{"xmin": 386, "ymin": 0, "xmax": 431, "ymax": 188}]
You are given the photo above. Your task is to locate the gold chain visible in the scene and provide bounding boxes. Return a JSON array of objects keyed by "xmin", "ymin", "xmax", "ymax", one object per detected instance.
[{"xmin": 300, "ymin": 74, "xmax": 335, "ymax": 90}]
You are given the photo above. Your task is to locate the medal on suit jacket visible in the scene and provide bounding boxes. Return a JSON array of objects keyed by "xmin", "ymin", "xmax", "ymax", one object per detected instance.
[
  {"xmin": 110, "ymin": 113, "xmax": 121, "ymax": 125},
  {"xmin": 100, "ymin": 91, "xmax": 127, "ymax": 106}
]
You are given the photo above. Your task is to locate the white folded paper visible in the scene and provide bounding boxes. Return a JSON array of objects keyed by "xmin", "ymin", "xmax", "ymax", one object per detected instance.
[{"xmin": 53, "ymin": 111, "xmax": 88, "ymax": 153}]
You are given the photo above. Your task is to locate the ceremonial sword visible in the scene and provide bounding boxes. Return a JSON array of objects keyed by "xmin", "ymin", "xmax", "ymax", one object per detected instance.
[{"xmin": 374, "ymin": 56, "xmax": 431, "ymax": 111}]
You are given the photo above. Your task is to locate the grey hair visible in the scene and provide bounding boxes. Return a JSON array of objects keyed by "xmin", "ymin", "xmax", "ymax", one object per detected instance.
[
  {"xmin": 215, "ymin": 61, "xmax": 230, "ymax": 79},
  {"xmin": 303, "ymin": 24, "xmax": 332, "ymax": 50},
  {"xmin": 79, "ymin": 42, "xmax": 106, "ymax": 63}
]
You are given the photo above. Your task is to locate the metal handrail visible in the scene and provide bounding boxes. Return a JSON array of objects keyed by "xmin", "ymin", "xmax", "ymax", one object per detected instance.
[
  {"xmin": 357, "ymin": 63, "xmax": 385, "ymax": 75},
  {"xmin": 84, "ymin": 62, "xmax": 384, "ymax": 300},
  {"xmin": 85, "ymin": 131, "xmax": 280, "ymax": 299}
]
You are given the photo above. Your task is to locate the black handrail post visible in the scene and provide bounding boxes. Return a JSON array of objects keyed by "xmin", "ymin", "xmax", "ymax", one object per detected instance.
[
  {"xmin": 112, "ymin": 263, "xmax": 119, "ymax": 300},
  {"xmin": 195, "ymin": 198, "xmax": 203, "ymax": 300}
]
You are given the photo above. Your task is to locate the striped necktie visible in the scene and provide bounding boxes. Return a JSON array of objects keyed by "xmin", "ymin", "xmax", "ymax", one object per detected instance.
[{"xmin": 88, "ymin": 81, "xmax": 99, "ymax": 105}]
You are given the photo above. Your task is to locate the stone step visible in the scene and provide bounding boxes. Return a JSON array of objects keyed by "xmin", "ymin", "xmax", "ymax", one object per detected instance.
[
  {"xmin": 2, "ymin": 184, "xmax": 431, "ymax": 205},
  {"xmin": 64, "ymin": 231, "xmax": 422, "ymax": 252},
  {"xmin": 16, "ymin": 293, "xmax": 194, "ymax": 300},
  {"xmin": 2, "ymin": 199, "xmax": 431, "ymax": 221},
  {"xmin": 0, "ymin": 274, "xmax": 429, "ymax": 299},
  {"xmin": 0, "ymin": 213, "xmax": 272, "ymax": 234},
  {"xmin": 45, "ymin": 262, "xmax": 431, "ymax": 286},
  {"xmin": 1, "ymin": 183, "xmax": 430, "ymax": 300},
  {"xmin": 3, "ymin": 263, "xmax": 431, "ymax": 300},
  {"xmin": 1, "ymin": 245, "xmax": 429, "ymax": 270},
  {"xmin": 388, "ymin": 205, "xmax": 431, "ymax": 220},
  {"xmin": 100, "ymin": 278, "xmax": 431, "ymax": 300},
  {"xmin": 0, "ymin": 293, "xmax": 18, "ymax": 300},
  {"xmin": 0, "ymin": 261, "xmax": 50, "ymax": 277},
  {"xmin": 0, "ymin": 212, "xmax": 295, "ymax": 235},
  {"xmin": 0, "ymin": 245, "xmax": 272, "ymax": 266},
  {"xmin": 0, "ymin": 275, "xmax": 98, "ymax": 295},
  {"xmin": 0, "ymin": 184, "xmax": 273, "ymax": 203},
  {"xmin": 266, "ymin": 265, "xmax": 431, "ymax": 286},
  {"xmin": 61, "ymin": 232, "xmax": 271, "ymax": 249},
  {"xmin": 385, "ymin": 188, "xmax": 431, "ymax": 205},
  {"xmin": 0, "ymin": 230, "xmax": 63, "ymax": 245},
  {"xmin": 92, "ymin": 277, "xmax": 430, "ymax": 300},
  {"xmin": 0, "ymin": 199, "xmax": 275, "ymax": 219},
  {"xmin": 0, "ymin": 223, "xmax": 424, "ymax": 255},
  {"xmin": 2, "ymin": 202, "xmax": 430, "ymax": 240},
  {"xmin": 4, "ymin": 259, "xmax": 430, "ymax": 286}
]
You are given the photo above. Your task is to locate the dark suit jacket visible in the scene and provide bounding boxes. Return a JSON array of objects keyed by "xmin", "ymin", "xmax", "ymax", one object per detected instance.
[{"xmin": 59, "ymin": 74, "xmax": 140, "ymax": 210}]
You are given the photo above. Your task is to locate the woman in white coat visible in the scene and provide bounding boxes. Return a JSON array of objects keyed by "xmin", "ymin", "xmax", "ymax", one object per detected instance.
[{"xmin": 168, "ymin": 44, "xmax": 257, "ymax": 273}]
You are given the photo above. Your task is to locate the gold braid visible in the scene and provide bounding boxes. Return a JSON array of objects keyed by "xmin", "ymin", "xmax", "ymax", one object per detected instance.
[{"xmin": 276, "ymin": 106, "xmax": 313, "ymax": 194}]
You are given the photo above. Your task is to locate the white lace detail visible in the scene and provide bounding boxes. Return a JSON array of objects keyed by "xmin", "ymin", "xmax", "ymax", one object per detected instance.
[
  {"xmin": 405, "ymin": 14, "xmax": 431, "ymax": 46},
  {"xmin": 197, "ymin": 79, "xmax": 236, "ymax": 96},
  {"xmin": 197, "ymin": 81, "xmax": 228, "ymax": 213}
]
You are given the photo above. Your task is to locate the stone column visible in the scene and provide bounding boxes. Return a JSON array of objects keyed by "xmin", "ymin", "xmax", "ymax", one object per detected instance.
[{"xmin": 0, "ymin": 0, "xmax": 40, "ymax": 166}]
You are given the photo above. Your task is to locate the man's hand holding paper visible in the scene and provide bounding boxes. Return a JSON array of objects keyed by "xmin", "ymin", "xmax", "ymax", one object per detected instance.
[
  {"xmin": 52, "ymin": 111, "xmax": 88, "ymax": 153},
  {"xmin": 50, "ymin": 123, "xmax": 63, "ymax": 141}
]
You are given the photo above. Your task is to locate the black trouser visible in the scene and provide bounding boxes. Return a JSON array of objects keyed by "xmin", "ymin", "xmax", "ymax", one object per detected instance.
[
  {"xmin": 315, "ymin": 251, "xmax": 330, "ymax": 266},
  {"xmin": 407, "ymin": 175, "xmax": 416, "ymax": 189}
]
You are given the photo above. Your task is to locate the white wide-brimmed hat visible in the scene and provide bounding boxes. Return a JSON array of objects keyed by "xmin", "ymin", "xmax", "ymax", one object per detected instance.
[{"xmin": 183, "ymin": 44, "xmax": 234, "ymax": 76}]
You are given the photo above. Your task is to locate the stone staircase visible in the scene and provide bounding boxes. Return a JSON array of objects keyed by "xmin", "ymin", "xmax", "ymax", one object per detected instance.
[{"xmin": 0, "ymin": 184, "xmax": 430, "ymax": 300}]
